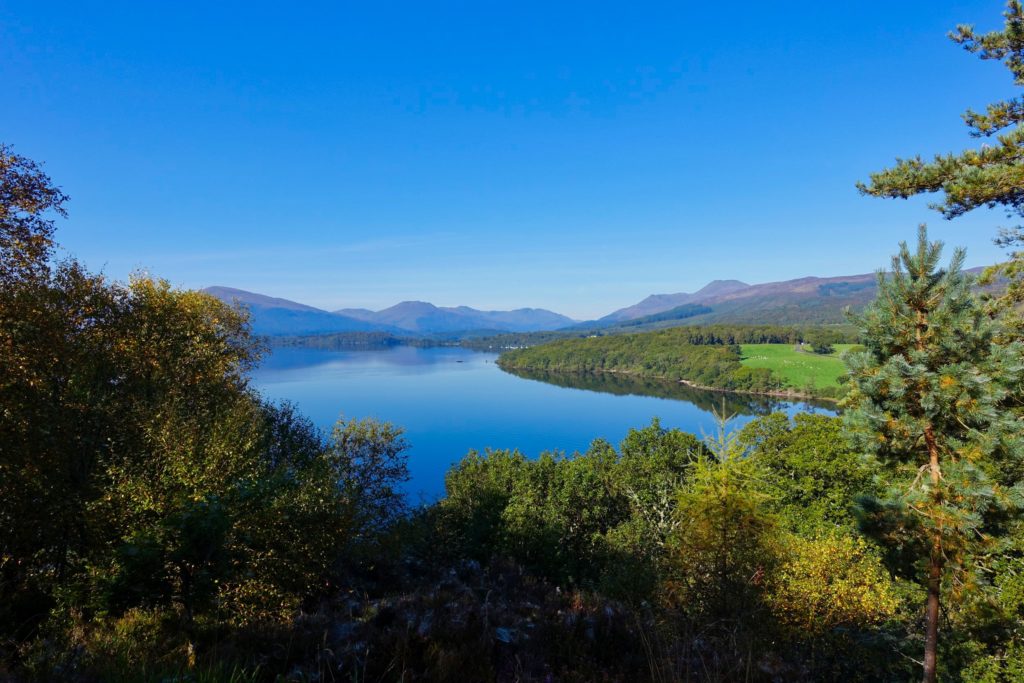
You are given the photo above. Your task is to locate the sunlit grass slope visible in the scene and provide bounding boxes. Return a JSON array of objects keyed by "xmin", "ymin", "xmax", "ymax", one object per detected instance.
[{"xmin": 740, "ymin": 343, "xmax": 855, "ymax": 392}]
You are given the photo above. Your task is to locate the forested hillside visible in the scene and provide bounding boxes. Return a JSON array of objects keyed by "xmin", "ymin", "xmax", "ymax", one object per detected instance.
[{"xmin": 498, "ymin": 325, "xmax": 855, "ymax": 399}]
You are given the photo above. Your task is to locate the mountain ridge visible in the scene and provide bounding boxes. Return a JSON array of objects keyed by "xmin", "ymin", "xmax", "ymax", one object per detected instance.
[
  {"xmin": 598, "ymin": 267, "xmax": 987, "ymax": 329},
  {"xmin": 206, "ymin": 266, "xmax": 990, "ymax": 338},
  {"xmin": 600, "ymin": 279, "xmax": 750, "ymax": 322},
  {"xmin": 203, "ymin": 286, "xmax": 326, "ymax": 313},
  {"xmin": 598, "ymin": 272, "xmax": 882, "ymax": 327},
  {"xmin": 598, "ymin": 272, "xmax": 888, "ymax": 325},
  {"xmin": 203, "ymin": 288, "xmax": 576, "ymax": 336}
]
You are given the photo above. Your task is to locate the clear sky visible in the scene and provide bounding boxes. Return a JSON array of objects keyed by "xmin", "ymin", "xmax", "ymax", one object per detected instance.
[{"xmin": 0, "ymin": 1, "xmax": 1015, "ymax": 319}]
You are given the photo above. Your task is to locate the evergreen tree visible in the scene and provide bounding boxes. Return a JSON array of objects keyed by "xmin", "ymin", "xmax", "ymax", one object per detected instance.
[
  {"xmin": 844, "ymin": 227, "xmax": 1024, "ymax": 682},
  {"xmin": 859, "ymin": 1, "xmax": 1024, "ymax": 311}
]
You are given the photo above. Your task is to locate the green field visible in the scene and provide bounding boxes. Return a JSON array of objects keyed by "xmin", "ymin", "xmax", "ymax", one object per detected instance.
[{"xmin": 740, "ymin": 343, "xmax": 855, "ymax": 392}]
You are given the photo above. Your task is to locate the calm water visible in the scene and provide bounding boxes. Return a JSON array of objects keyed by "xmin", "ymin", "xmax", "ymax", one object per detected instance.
[{"xmin": 252, "ymin": 346, "xmax": 835, "ymax": 500}]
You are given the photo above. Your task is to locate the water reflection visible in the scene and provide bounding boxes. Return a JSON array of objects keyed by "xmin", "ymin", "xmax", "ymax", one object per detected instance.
[
  {"xmin": 501, "ymin": 366, "xmax": 837, "ymax": 416},
  {"xmin": 260, "ymin": 345, "xmax": 470, "ymax": 373}
]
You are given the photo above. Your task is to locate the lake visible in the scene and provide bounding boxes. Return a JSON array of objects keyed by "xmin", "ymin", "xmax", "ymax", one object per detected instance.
[{"xmin": 252, "ymin": 346, "xmax": 836, "ymax": 500}]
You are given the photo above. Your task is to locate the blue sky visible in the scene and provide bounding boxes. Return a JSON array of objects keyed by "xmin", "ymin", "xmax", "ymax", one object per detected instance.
[{"xmin": 0, "ymin": 1, "xmax": 1015, "ymax": 319}]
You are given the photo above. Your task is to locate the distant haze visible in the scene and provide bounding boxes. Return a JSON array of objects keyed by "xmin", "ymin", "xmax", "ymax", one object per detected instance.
[
  {"xmin": 204, "ymin": 266, "xmax": 983, "ymax": 336},
  {"xmin": 204, "ymin": 287, "xmax": 577, "ymax": 336}
]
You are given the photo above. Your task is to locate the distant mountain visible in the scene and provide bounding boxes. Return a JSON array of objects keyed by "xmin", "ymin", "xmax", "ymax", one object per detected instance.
[
  {"xmin": 600, "ymin": 280, "xmax": 750, "ymax": 322},
  {"xmin": 614, "ymin": 303, "xmax": 714, "ymax": 328},
  {"xmin": 599, "ymin": 274, "xmax": 880, "ymax": 327},
  {"xmin": 335, "ymin": 300, "xmax": 576, "ymax": 334},
  {"xmin": 203, "ymin": 287, "xmax": 389, "ymax": 336},
  {"xmin": 671, "ymin": 274, "xmax": 880, "ymax": 326},
  {"xmin": 203, "ymin": 287, "xmax": 576, "ymax": 336},
  {"xmin": 205, "ymin": 266, "xmax": 989, "ymax": 339},
  {"xmin": 203, "ymin": 287, "xmax": 324, "ymax": 313}
]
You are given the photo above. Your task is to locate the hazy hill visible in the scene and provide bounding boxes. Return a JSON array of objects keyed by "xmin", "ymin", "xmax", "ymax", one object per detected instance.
[
  {"xmin": 598, "ymin": 268, "xmax": 991, "ymax": 329},
  {"xmin": 676, "ymin": 273, "xmax": 879, "ymax": 325},
  {"xmin": 600, "ymin": 280, "xmax": 750, "ymax": 323},
  {"xmin": 203, "ymin": 287, "xmax": 390, "ymax": 336},
  {"xmin": 202, "ymin": 286, "xmax": 325, "ymax": 312},
  {"xmin": 599, "ymin": 273, "xmax": 880, "ymax": 327},
  {"xmin": 204, "ymin": 288, "xmax": 576, "ymax": 336},
  {"xmin": 336, "ymin": 300, "xmax": 576, "ymax": 334}
]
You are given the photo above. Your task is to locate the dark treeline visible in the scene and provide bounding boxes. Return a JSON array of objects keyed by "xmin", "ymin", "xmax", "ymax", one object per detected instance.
[
  {"xmin": 618, "ymin": 323, "xmax": 857, "ymax": 346},
  {"xmin": 458, "ymin": 329, "xmax": 584, "ymax": 350},
  {"xmin": 272, "ymin": 330, "xmax": 581, "ymax": 351},
  {"xmin": 273, "ymin": 331, "xmax": 441, "ymax": 349},
  {"xmin": 460, "ymin": 323, "xmax": 858, "ymax": 349},
  {"xmin": 273, "ymin": 322, "xmax": 858, "ymax": 354}
]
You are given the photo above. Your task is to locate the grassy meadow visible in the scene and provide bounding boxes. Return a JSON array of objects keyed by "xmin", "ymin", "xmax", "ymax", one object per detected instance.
[{"xmin": 740, "ymin": 343, "xmax": 855, "ymax": 392}]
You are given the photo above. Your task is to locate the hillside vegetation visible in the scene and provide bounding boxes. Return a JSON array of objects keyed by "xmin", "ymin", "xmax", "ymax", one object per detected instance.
[{"xmin": 498, "ymin": 326, "xmax": 855, "ymax": 399}]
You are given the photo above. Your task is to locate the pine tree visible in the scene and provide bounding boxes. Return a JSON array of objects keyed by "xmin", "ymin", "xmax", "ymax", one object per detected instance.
[
  {"xmin": 845, "ymin": 227, "xmax": 1024, "ymax": 682},
  {"xmin": 858, "ymin": 1, "xmax": 1024, "ymax": 311}
]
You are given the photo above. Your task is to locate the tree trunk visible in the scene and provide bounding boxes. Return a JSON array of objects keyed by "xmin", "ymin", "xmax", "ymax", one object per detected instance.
[
  {"xmin": 922, "ymin": 424, "xmax": 942, "ymax": 683},
  {"xmin": 922, "ymin": 538, "xmax": 942, "ymax": 683}
]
